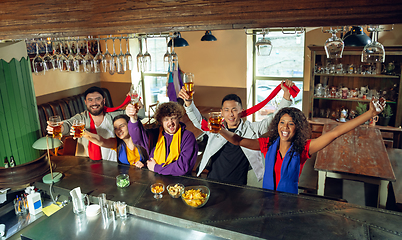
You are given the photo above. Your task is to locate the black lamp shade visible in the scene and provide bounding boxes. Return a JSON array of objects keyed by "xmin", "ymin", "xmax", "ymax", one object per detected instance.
[
  {"xmin": 343, "ymin": 26, "xmax": 372, "ymax": 47},
  {"xmin": 168, "ymin": 32, "xmax": 189, "ymax": 47},
  {"xmin": 201, "ymin": 31, "xmax": 217, "ymax": 41}
]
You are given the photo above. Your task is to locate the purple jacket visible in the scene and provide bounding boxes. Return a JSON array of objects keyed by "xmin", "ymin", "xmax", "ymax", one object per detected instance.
[{"xmin": 128, "ymin": 120, "xmax": 198, "ymax": 176}]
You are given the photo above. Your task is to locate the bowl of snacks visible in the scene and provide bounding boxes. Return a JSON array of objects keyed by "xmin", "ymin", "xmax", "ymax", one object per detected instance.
[
  {"xmin": 116, "ymin": 174, "xmax": 130, "ymax": 188},
  {"xmin": 167, "ymin": 183, "xmax": 185, "ymax": 198},
  {"xmin": 150, "ymin": 183, "xmax": 165, "ymax": 199},
  {"xmin": 181, "ymin": 185, "xmax": 210, "ymax": 208}
]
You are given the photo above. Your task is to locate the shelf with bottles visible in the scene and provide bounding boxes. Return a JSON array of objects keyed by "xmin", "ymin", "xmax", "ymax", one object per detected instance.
[
  {"xmin": 308, "ymin": 45, "xmax": 402, "ymax": 128},
  {"xmin": 312, "ymin": 96, "xmax": 396, "ymax": 104},
  {"xmin": 314, "ymin": 73, "xmax": 400, "ymax": 79}
]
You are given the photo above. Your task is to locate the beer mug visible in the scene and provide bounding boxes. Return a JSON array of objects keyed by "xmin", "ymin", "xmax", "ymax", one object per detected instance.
[
  {"xmin": 370, "ymin": 116, "xmax": 379, "ymax": 126},
  {"xmin": 183, "ymin": 73, "xmax": 194, "ymax": 100},
  {"xmin": 208, "ymin": 112, "xmax": 223, "ymax": 133},
  {"xmin": 72, "ymin": 119, "xmax": 85, "ymax": 138},
  {"xmin": 72, "ymin": 193, "xmax": 90, "ymax": 214},
  {"xmin": 49, "ymin": 115, "xmax": 62, "ymax": 139}
]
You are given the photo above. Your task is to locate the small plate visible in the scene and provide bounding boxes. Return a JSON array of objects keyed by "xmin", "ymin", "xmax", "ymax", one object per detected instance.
[{"xmin": 86, "ymin": 204, "xmax": 100, "ymax": 217}]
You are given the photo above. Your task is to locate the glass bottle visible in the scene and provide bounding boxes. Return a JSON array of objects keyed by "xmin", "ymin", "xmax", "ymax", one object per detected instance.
[
  {"xmin": 4, "ymin": 157, "xmax": 9, "ymax": 168},
  {"xmin": 9, "ymin": 156, "xmax": 15, "ymax": 167}
]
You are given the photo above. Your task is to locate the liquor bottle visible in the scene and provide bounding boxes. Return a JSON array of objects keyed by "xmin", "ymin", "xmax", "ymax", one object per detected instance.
[
  {"xmin": 4, "ymin": 157, "xmax": 9, "ymax": 168},
  {"xmin": 9, "ymin": 156, "xmax": 15, "ymax": 167}
]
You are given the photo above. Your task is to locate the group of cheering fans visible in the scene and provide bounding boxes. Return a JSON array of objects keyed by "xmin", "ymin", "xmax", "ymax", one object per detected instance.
[{"xmin": 47, "ymin": 82, "xmax": 386, "ymax": 194}]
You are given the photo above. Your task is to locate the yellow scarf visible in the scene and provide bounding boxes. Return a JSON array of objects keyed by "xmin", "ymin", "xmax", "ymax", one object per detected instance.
[{"xmin": 153, "ymin": 126, "xmax": 181, "ymax": 167}]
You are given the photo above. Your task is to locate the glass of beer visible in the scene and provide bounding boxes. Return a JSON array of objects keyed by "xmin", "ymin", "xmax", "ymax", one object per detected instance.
[
  {"xmin": 72, "ymin": 119, "xmax": 85, "ymax": 138},
  {"xmin": 183, "ymin": 73, "xmax": 194, "ymax": 100},
  {"xmin": 49, "ymin": 115, "xmax": 62, "ymax": 139},
  {"xmin": 208, "ymin": 112, "xmax": 223, "ymax": 133}
]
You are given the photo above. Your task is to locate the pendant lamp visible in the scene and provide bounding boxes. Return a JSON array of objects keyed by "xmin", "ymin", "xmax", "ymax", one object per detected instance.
[
  {"xmin": 168, "ymin": 32, "xmax": 189, "ymax": 47},
  {"xmin": 201, "ymin": 31, "xmax": 217, "ymax": 41}
]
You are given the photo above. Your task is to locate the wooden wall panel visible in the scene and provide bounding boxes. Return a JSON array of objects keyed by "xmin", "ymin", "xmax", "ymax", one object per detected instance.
[
  {"xmin": 0, "ymin": 58, "xmax": 41, "ymax": 166},
  {"xmin": 1, "ymin": 0, "xmax": 401, "ymax": 40}
]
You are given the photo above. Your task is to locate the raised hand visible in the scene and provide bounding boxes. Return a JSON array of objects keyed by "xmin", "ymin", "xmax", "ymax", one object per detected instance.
[
  {"xmin": 178, "ymin": 86, "xmax": 192, "ymax": 107},
  {"xmin": 370, "ymin": 97, "xmax": 386, "ymax": 115},
  {"xmin": 281, "ymin": 79, "xmax": 295, "ymax": 100},
  {"xmin": 126, "ymin": 103, "xmax": 140, "ymax": 122}
]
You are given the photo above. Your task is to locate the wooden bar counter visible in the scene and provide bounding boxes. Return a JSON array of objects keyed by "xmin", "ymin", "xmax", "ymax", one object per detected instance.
[{"xmin": 11, "ymin": 156, "xmax": 402, "ymax": 240}]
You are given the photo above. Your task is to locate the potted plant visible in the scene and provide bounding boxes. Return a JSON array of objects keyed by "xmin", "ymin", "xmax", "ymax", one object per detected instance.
[
  {"xmin": 378, "ymin": 105, "xmax": 393, "ymax": 126},
  {"xmin": 356, "ymin": 102, "xmax": 369, "ymax": 124}
]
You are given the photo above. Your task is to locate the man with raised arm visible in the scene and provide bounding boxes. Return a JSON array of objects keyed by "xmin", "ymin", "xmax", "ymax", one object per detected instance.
[{"xmin": 178, "ymin": 80, "xmax": 294, "ymax": 185}]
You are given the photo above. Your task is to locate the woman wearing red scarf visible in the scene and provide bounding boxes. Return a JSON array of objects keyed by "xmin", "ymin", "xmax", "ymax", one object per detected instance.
[{"xmin": 218, "ymin": 98, "xmax": 386, "ymax": 194}]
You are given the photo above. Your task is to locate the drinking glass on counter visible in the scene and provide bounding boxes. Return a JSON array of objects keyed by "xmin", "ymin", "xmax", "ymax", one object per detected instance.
[
  {"xmin": 183, "ymin": 73, "xmax": 194, "ymax": 100},
  {"xmin": 72, "ymin": 193, "xmax": 90, "ymax": 214},
  {"xmin": 116, "ymin": 201, "xmax": 127, "ymax": 219},
  {"xmin": 208, "ymin": 112, "xmax": 223, "ymax": 133},
  {"xmin": 49, "ymin": 115, "xmax": 62, "ymax": 139},
  {"xmin": 72, "ymin": 119, "xmax": 85, "ymax": 138}
]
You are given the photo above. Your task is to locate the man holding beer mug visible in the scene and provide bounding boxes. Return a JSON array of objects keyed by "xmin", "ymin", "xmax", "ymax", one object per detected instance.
[
  {"xmin": 178, "ymin": 80, "xmax": 294, "ymax": 186},
  {"xmin": 46, "ymin": 86, "xmax": 145, "ymax": 161},
  {"xmin": 126, "ymin": 101, "xmax": 198, "ymax": 176}
]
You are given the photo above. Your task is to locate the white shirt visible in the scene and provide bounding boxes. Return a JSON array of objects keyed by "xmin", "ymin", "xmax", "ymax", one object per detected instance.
[{"xmin": 96, "ymin": 116, "xmax": 117, "ymax": 162}]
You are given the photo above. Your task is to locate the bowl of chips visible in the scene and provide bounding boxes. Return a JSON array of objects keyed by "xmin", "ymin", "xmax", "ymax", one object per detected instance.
[
  {"xmin": 167, "ymin": 183, "xmax": 185, "ymax": 198},
  {"xmin": 181, "ymin": 185, "xmax": 210, "ymax": 208},
  {"xmin": 150, "ymin": 183, "xmax": 165, "ymax": 199}
]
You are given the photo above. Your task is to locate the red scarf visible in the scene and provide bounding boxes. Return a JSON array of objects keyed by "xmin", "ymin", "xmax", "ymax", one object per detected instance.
[
  {"xmin": 200, "ymin": 84, "xmax": 300, "ymax": 131},
  {"xmin": 88, "ymin": 95, "xmax": 131, "ymax": 160}
]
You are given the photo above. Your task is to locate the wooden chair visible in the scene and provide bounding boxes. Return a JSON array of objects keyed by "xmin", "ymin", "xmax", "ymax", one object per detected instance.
[{"xmin": 141, "ymin": 101, "xmax": 159, "ymax": 128}]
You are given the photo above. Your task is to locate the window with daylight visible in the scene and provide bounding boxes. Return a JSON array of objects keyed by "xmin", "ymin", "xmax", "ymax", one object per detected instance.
[
  {"xmin": 139, "ymin": 37, "xmax": 170, "ymax": 107},
  {"xmin": 253, "ymin": 29, "xmax": 305, "ymax": 121}
]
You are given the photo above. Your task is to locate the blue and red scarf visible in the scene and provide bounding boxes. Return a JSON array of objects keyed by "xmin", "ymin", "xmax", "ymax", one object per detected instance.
[{"xmin": 263, "ymin": 138, "xmax": 300, "ymax": 194}]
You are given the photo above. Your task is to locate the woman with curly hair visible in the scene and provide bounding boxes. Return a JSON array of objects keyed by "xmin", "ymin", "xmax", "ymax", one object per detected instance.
[
  {"xmin": 219, "ymin": 98, "xmax": 386, "ymax": 194},
  {"xmin": 126, "ymin": 101, "xmax": 198, "ymax": 176}
]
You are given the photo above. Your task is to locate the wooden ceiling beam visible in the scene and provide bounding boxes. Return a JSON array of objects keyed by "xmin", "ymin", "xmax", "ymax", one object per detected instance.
[{"xmin": 1, "ymin": 0, "xmax": 401, "ymax": 40}]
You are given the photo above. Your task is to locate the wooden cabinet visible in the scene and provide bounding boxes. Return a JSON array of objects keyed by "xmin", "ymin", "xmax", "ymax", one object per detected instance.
[{"xmin": 308, "ymin": 46, "xmax": 402, "ymax": 128}]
